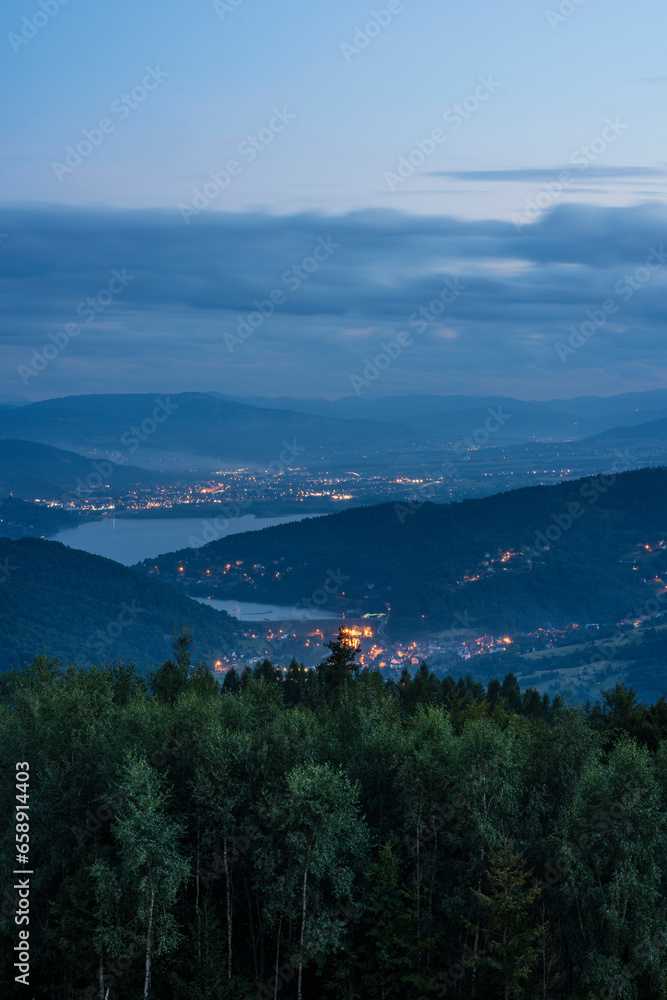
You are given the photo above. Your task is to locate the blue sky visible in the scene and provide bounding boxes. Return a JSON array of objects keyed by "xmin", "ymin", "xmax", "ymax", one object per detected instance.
[{"xmin": 2, "ymin": 0, "xmax": 666, "ymax": 400}]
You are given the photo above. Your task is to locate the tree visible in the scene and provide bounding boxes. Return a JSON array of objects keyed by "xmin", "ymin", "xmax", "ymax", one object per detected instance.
[
  {"xmin": 51, "ymin": 857, "xmax": 108, "ymax": 999},
  {"xmin": 412, "ymin": 662, "xmax": 441, "ymax": 709},
  {"xmin": 360, "ymin": 844, "xmax": 406, "ymax": 998},
  {"xmin": 521, "ymin": 687, "xmax": 544, "ymax": 718},
  {"xmin": 254, "ymin": 658, "xmax": 280, "ymax": 684},
  {"xmin": 448, "ymin": 717, "xmax": 526, "ymax": 993},
  {"xmin": 558, "ymin": 737, "xmax": 667, "ymax": 996},
  {"xmin": 359, "ymin": 842, "xmax": 436, "ymax": 1000},
  {"xmin": 89, "ymin": 853, "xmax": 135, "ymax": 999},
  {"xmin": 398, "ymin": 667, "xmax": 414, "ymax": 713},
  {"xmin": 284, "ymin": 658, "xmax": 303, "ymax": 706},
  {"xmin": 188, "ymin": 659, "xmax": 220, "ymax": 699},
  {"xmin": 318, "ymin": 629, "xmax": 359, "ymax": 692},
  {"xmin": 590, "ymin": 682, "xmax": 654, "ymax": 748},
  {"xmin": 486, "ymin": 677, "xmax": 502, "ymax": 710},
  {"xmin": 191, "ymin": 730, "xmax": 254, "ymax": 983},
  {"xmin": 473, "ymin": 839, "xmax": 541, "ymax": 1000},
  {"xmin": 499, "ymin": 672, "xmax": 522, "ymax": 713},
  {"xmin": 280, "ymin": 762, "xmax": 368, "ymax": 1000},
  {"xmin": 222, "ymin": 666, "xmax": 240, "ymax": 695},
  {"xmin": 101, "ymin": 753, "xmax": 190, "ymax": 998},
  {"xmin": 148, "ymin": 623, "xmax": 196, "ymax": 703}
]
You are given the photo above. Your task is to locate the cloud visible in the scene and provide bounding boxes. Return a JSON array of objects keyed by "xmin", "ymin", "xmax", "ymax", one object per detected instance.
[
  {"xmin": 1, "ymin": 202, "xmax": 667, "ymax": 399},
  {"xmin": 428, "ymin": 167, "xmax": 665, "ymax": 182}
]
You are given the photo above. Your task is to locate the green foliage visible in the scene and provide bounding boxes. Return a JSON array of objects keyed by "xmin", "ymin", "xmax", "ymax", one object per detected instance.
[
  {"xmin": 359, "ymin": 844, "xmax": 407, "ymax": 996},
  {"xmin": 4, "ymin": 648, "xmax": 667, "ymax": 999},
  {"xmin": 472, "ymin": 840, "xmax": 541, "ymax": 999},
  {"xmin": 0, "ymin": 536, "xmax": 239, "ymax": 671}
]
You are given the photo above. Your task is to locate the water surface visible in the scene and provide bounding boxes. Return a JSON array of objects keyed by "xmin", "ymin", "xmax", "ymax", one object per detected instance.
[
  {"xmin": 192, "ymin": 597, "xmax": 341, "ymax": 621},
  {"xmin": 52, "ymin": 512, "xmax": 325, "ymax": 565}
]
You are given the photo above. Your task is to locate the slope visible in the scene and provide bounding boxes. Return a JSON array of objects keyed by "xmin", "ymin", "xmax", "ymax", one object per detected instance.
[
  {"xmin": 137, "ymin": 466, "xmax": 667, "ymax": 636},
  {"xmin": 0, "ymin": 536, "xmax": 239, "ymax": 671}
]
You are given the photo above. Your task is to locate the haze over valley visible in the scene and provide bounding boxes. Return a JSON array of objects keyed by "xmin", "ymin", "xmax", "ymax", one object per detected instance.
[{"xmin": 4, "ymin": 3, "xmax": 667, "ymax": 996}]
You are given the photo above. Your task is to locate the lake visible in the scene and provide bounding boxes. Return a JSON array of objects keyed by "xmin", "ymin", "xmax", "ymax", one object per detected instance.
[
  {"xmin": 192, "ymin": 597, "xmax": 341, "ymax": 621},
  {"xmin": 52, "ymin": 512, "xmax": 325, "ymax": 566}
]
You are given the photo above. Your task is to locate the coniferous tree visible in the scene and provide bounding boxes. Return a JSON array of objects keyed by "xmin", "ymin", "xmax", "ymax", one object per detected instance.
[{"xmin": 318, "ymin": 629, "xmax": 359, "ymax": 692}]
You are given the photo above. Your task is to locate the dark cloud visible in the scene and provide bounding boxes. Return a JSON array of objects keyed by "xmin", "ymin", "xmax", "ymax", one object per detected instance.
[{"xmin": 1, "ymin": 202, "xmax": 667, "ymax": 399}]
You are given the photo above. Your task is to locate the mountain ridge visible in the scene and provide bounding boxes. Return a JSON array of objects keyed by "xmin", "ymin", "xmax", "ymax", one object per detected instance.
[{"xmin": 136, "ymin": 465, "xmax": 667, "ymax": 637}]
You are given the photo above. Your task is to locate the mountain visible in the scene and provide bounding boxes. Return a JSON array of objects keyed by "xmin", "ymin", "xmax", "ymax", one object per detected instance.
[
  {"xmin": 0, "ymin": 439, "xmax": 152, "ymax": 500},
  {"xmin": 0, "ymin": 536, "xmax": 239, "ymax": 671},
  {"xmin": 5, "ymin": 392, "xmax": 667, "ymax": 473},
  {"xmin": 228, "ymin": 392, "xmax": 579, "ymax": 441},
  {"xmin": 585, "ymin": 417, "xmax": 667, "ymax": 450},
  {"xmin": 227, "ymin": 392, "xmax": 525, "ymax": 420},
  {"xmin": 0, "ymin": 392, "xmax": 440, "ymax": 468},
  {"xmin": 137, "ymin": 466, "xmax": 667, "ymax": 637},
  {"xmin": 229, "ymin": 389, "xmax": 667, "ymax": 442}
]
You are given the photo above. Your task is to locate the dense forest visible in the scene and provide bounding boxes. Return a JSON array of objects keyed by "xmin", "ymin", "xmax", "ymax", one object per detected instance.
[
  {"xmin": 3, "ymin": 630, "xmax": 667, "ymax": 999},
  {"xmin": 141, "ymin": 466, "xmax": 667, "ymax": 635},
  {"xmin": 0, "ymin": 537, "xmax": 239, "ymax": 671}
]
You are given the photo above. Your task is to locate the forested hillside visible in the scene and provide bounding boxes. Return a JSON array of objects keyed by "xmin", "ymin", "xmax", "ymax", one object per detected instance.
[
  {"xmin": 1, "ymin": 634, "xmax": 667, "ymax": 999},
  {"xmin": 0, "ymin": 439, "xmax": 149, "ymax": 500},
  {"xmin": 0, "ymin": 537, "xmax": 238, "ymax": 670},
  {"xmin": 0, "ymin": 497, "xmax": 92, "ymax": 539},
  {"xmin": 141, "ymin": 465, "xmax": 667, "ymax": 635}
]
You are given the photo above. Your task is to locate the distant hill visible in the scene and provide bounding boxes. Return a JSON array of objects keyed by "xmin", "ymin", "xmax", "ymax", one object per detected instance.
[
  {"xmin": 586, "ymin": 417, "xmax": 667, "ymax": 449},
  {"xmin": 0, "ymin": 497, "xmax": 92, "ymax": 539},
  {"xmin": 137, "ymin": 466, "xmax": 667, "ymax": 636},
  {"xmin": 5, "ymin": 392, "xmax": 667, "ymax": 472},
  {"xmin": 482, "ymin": 417, "xmax": 667, "ymax": 481},
  {"xmin": 0, "ymin": 392, "xmax": 439, "ymax": 467},
  {"xmin": 229, "ymin": 388, "xmax": 667, "ymax": 439},
  {"xmin": 0, "ymin": 439, "xmax": 151, "ymax": 500},
  {"xmin": 0, "ymin": 537, "xmax": 239, "ymax": 671}
]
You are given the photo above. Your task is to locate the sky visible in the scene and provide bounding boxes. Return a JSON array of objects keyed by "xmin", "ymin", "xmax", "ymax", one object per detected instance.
[{"xmin": 1, "ymin": 0, "xmax": 666, "ymax": 401}]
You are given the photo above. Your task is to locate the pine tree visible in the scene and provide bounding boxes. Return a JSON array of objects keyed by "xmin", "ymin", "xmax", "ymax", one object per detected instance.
[
  {"xmin": 148, "ymin": 624, "xmax": 193, "ymax": 703},
  {"xmin": 318, "ymin": 629, "xmax": 359, "ymax": 692}
]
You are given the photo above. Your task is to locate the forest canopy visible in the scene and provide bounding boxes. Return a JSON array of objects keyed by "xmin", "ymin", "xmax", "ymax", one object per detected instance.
[{"xmin": 2, "ymin": 631, "xmax": 667, "ymax": 999}]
